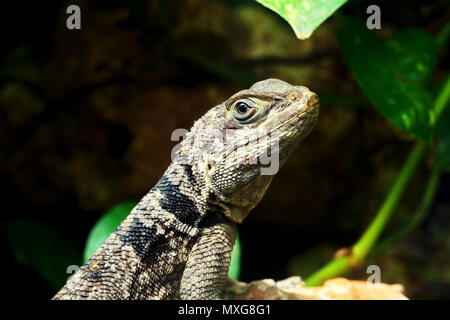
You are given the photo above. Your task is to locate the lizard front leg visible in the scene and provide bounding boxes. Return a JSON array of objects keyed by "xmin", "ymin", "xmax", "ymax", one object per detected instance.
[{"xmin": 180, "ymin": 215, "xmax": 236, "ymax": 299}]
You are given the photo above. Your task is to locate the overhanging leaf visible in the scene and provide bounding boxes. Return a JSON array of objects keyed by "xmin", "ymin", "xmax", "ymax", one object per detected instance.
[
  {"xmin": 255, "ymin": 0, "xmax": 348, "ymax": 39},
  {"xmin": 336, "ymin": 16, "xmax": 440, "ymax": 142}
]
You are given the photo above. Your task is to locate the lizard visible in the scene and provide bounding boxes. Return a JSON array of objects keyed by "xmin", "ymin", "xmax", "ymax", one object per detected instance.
[{"xmin": 53, "ymin": 78, "xmax": 319, "ymax": 300}]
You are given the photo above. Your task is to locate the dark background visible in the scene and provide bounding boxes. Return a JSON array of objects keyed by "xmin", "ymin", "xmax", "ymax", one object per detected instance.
[{"xmin": 1, "ymin": 0, "xmax": 449, "ymax": 299}]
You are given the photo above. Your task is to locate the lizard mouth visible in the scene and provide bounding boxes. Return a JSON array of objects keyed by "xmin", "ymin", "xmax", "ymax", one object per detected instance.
[{"xmin": 295, "ymin": 92, "xmax": 319, "ymax": 112}]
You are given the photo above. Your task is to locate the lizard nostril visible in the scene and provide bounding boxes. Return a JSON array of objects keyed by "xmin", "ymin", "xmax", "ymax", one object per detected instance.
[{"xmin": 289, "ymin": 92, "xmax": 298, "ymax": 102}]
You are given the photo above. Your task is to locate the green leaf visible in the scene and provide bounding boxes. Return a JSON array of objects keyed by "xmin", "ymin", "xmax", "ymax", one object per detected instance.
[
  {"xmin": 255, "ymin": 0, "xmax": 348, "ymax": 39},
  {"xmin": 336, "ymin": 16, "xmax": 440, "ymax": 142},
  {"xmin": 83, "ymin": 201, "xmax": 138, "ymax": 262},
  {"xmin": 228, "ymin": 232, "xmax": 241, "ymax": 280},
  {"xmin": 6, "ymin": 219, "xmax": 81, "ymax": 290}
]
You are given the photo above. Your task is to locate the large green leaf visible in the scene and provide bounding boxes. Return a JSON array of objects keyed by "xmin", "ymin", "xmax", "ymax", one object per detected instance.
[
  {"xmin": 83, "ymin": 201, "xmax": 137, "ymax": 262},
  {"xmin": 84, "ymin": 201, "xmax": 242, "ymax": 279},
  {"xmin": 255, "ymin": 0, "xmax": 348, "ymax": 39},
  {"xmin": 6, "ymin": 219, "xmax": 81, "ymax": 290},
  {"xmin": 336, "ymin": 16, "xmax": 440, "ymax": 142}
]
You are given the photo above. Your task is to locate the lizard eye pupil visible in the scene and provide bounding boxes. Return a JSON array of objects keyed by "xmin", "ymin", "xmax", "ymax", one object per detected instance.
[{"xmin": 236, "ymin": 102, "xmax": 248, "ymax": 114}]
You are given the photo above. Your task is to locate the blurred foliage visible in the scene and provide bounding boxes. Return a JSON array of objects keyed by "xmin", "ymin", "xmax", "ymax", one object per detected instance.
[
  {"xmin": 436, "ymin": 88, "xmax": 450, "ymax": 173},
  {"xmin": 229, "ymin": 233, "xmax": 241, "ymax": 280},
  {"xmin": 304, "ymin": 16, "xmax": 449, "ymax": 285},
  {"xmin": 6, "ymin": 219, "xmax": 81, "ymax": 290},
  {"xmin": 255, "ymin": 0, "xmax": 348, "ymax": 39},
  {"xmin": 336, "ymin": 16, "xmax": 440, "ymax": 142}
]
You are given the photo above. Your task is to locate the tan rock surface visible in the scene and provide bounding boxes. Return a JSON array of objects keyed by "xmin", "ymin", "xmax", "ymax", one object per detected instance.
[{"xmin": 224, "ymin": 276, "xmax": 408, "ymax": 300}]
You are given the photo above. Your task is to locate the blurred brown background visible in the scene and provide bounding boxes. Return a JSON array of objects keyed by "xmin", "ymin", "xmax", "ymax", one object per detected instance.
[{"xmin": 1, "ymin": 0, "xmax": 449, "ymax": 299}]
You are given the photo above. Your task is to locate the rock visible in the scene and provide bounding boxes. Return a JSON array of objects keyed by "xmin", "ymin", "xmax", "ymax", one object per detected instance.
[{"xmin": 224, "ymin": 276, "xmax": 408, "ymax": 300}]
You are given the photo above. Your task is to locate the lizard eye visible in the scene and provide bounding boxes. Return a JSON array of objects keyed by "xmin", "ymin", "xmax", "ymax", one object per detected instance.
[
  {"xmin": 232, "ymin": 101, "xmax": 257, "ymax": 123},
  {"xmin": 236, "ymin": 102, "xmax": 249, "ymax": 114}
]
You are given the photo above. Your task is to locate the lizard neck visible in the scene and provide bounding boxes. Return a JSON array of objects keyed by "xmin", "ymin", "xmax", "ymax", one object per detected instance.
[{"xmin": 147, "ymin": 161, "xmax": 210, "ymax": 225}]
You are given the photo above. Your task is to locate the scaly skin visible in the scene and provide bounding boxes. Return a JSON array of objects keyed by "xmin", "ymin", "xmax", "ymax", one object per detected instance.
[{"xmin": 53, "ymin": 78, "xmax": 319, "ymax": 300}]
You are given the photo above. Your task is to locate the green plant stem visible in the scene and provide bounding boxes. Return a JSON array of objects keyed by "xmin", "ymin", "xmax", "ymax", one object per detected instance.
[
  {"xmin": 351, "ymin": 143, "xmax": 425, "ymax": 260},
  {"xmin": 305, "ymin": 143, "xmax": 425, "ymax": 286},
  {"xmin": 434, "ymin": 75, "xmax": 450, "ymax": 119},
  {"xmin": 373, "ymin": 168, "xmax": 440, "ymax": 255}
]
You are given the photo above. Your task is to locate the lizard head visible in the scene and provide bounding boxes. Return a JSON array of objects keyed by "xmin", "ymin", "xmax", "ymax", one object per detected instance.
[{"xmin": 178, "ymin": 78, "xmax": 319, "ymax": 223}]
